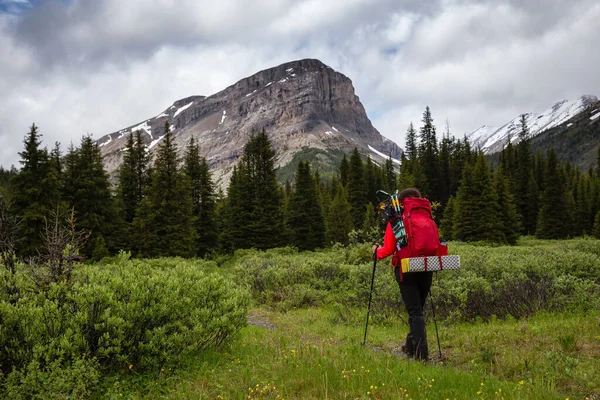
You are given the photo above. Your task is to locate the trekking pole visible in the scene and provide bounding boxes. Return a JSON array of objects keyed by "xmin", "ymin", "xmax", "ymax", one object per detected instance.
[
  {"xmin": 429, "ymin": 290, "xmax": 442, "ymax": 359},
  {"xmin": 362, "ymin": 246, "xmax": 378, "ymax": 346}
]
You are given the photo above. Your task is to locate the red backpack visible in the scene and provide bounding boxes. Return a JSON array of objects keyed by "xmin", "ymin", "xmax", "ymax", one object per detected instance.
[{"xmin": 393, "ymin": 197, "xmax": 442, "ymax": 265}]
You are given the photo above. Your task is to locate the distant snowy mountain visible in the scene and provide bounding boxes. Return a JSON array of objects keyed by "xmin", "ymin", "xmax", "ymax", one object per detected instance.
[{"xmin": 468, "ymin": 95, "xmax": 598, "ymax": 154}]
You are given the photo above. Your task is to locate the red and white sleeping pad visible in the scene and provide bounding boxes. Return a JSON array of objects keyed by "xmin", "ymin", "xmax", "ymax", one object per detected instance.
[{"xmin": 400, "ymin": 255, "xmax": 460, "ymax": 273}]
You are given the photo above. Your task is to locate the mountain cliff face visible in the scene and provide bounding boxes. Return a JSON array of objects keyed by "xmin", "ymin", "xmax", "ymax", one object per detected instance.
[
  {"xmin": 97, "ymin": 59, "xmax": 401, "ymax": 187},
  {"xmin": 468, "ymin": 95, "xmax": 598, "ymax": 154}
]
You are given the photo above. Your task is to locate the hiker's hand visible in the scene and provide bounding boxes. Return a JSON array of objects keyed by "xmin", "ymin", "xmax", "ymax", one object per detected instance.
[{"xmin": 372, "ymin": 243, "xmax": 380, "ymax": 256}]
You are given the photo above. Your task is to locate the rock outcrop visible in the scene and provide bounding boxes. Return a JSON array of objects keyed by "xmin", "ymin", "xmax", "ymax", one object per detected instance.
[{"xmin": 97, "ymin": 58, "xmax": 402, "ymax": 188}]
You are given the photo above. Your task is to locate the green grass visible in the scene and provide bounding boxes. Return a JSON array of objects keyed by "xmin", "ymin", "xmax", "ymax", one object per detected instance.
[{"xmin": 106, "ymin": 307, "xmax": 599, "ymax": 399}]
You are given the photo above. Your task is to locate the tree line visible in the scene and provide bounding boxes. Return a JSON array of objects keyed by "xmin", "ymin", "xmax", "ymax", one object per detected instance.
[{"xmin": 2, "ymin": 108, "xmax": 600, "ymax": 261}]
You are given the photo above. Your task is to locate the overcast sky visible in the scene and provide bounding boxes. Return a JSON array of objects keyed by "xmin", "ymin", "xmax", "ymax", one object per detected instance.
[{"xmin": 1, "ymin": 0, "xmax": 599, "ymax": 168}]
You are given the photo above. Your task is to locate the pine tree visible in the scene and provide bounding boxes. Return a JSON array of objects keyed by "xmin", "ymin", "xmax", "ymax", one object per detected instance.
[
  {"xmin": 286, "ymin": 161, "xmax": 325, "ymax": 250},
  {"xmin": 325, "ymin": 184, "xmax": 353, "ymax": 245},
  {"xmin": 117, "ymin": 131, "xmax": 149, "ymax": 226},
  {"xmin": 340, "ymin": 155, "xmax": 349, "ymax": 187},
  {"xmin": 404, "ymin": 123, "xmax": 418, "ymax": 167},
  {"xmin": 439, "ymin": 196, "xmax": 455, "ymax": 239},
  {"xmin": 453, "ymin": 153, "xmax": 505, "ymax": 243},
  {"xmin": 184, "ymin": 136, "xmax": 217, "ymax": 257},
  {"xmin": 397, "ymin": 154, "xmax": 415, "ymax": 190},
  {"xmin": 347, "ymin": 148, "xmax": 368, "ymax": 230},
  {"xmin": 495, "ymin": 166, "xmax": 521, "ymax": 245},
  {"xmin": 223, "ymin": 129, "xmax": 285, "ymax": 251},
  {"xmin": 438, "ymin": 122, "xmax": 452, "ymax": 205},
  {"xmin": 62, "ymin": 135, "xmax": 116, "ymax": 257},
  {"xmin": 515, "ymin": 114, "xmax": 536, "ymax": 234},
  {"xmin": 133, "ymin": 122, "xmax": 196, "ymax": 257},
  {"xmin": 536, "ymin": 148, "xmax": 571, "ymax": 239},
  {"xmin": 593, "ymin": 210, "xmax": 600, "ymax": 239},
  {"xmin": 418, "ymin": 106, "xmax": 440, "ymax": 200},
  {"xmin": 365, "ymin": 156, "xmax": 382, "ymax": 205},
  {"xmin": 10, "ymin": 124, "xmax": 61, "ymax": 256},
  {"xmin": 383, "ymin": 155, "xmax": 396, "ymax": 193}
]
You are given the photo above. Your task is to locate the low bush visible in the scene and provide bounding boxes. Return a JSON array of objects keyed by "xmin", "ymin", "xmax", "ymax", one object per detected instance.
[
  {"xmin": 235, "ymin": 238, "xmax": 600, "ymax": 322},
  {"xmin": 0, "ymin": 254, "xmax": 250, "ymax": 398}
]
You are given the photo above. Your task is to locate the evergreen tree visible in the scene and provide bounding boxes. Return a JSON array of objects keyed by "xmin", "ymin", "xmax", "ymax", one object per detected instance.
[
  {"xmin": 286, "ymin": 161, "xmax": 325, "ymax": 250},
  {"xmin": 117, "ymin": 131, "xmax": 149, "ymax": 228},
  {"xmin": 438, "ymin": 123, "xmax": 452, "ymax": 205},
  {"xmin": 593, "ymin": 210, "xmax": 600, "ymax": 239},
  {"xmin": 439, "ymin": 196, "xmax": 455, "ymax": 239},
  {"xmin": 404, "ymin": 123, "xmax": 418, "ymax": 167},
  {"xmin": 418, "ymin": 106, "xmax": 440, "ymax": 200},
  {"xmin": 325, "ymin": 184, "xmax": 353, "ymax": 245},
  {"xmin": 339, "ymin": 155, "xmax": 349, "ymax": 187},
  {"xmin": 495, "ymin": 166, "xmax": 521, "ymax": 245},
  {"xmin": 365, "ymin": 156, "xmax": 382, "ymax": 205},
  {"xmin": 184, "ymin": 136, "xmax": 218, "ymax": 257},
  {"xmin": 536, "ymin": 148, "xmax": 571, "ymax": 239},
  {"xmin": 10, "ymin": 124, "xmax": 61, "ymax": 256},
  {"xmin": 397, "ymin": 154, "xmax": 415, "ymax": 190},
  {"xmin": 133, "ymin": 122, "xmax": 196, "ymax": 257},
  {"xmin": 383, "ymin": 155, "xmax": 396, "ymax": 193},
  {"xmin": 220, "ymin": 165, "xmax": 252, "ymax": 252},
  {"xmin": 347, "ymin": 148, "xmax": 368, "ymax": 230},
  {"xmin": 453, "ymin": 153, "xmax": 505, "ymax": 243},
  {"xmin": 62, "ymin": 135, "xmax": 116, "ymax": 257},
  {"xmin": 515, "ymin": 114, "xmax": 536, "ymax": 234},
  {"xmin": 222, "ymin": 129, "xmax": 285, "ymax": 251}
]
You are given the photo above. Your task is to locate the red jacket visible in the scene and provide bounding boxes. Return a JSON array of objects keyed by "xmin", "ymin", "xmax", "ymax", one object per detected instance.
[{"xmin": 376, "ymin": 221, "xmax": 397, "ymax": 260}]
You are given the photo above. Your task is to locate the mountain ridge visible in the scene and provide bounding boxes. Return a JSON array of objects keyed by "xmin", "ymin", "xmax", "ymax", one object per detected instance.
[
  {"xmin": 97, "ymin": 59, "xmax": 402, "ymax": 188},
  {"xmin": 468, "ymin": 95, "xmax": 598, "ymax": 154}
]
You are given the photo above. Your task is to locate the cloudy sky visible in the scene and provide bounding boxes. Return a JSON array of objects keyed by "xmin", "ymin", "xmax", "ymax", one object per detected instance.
[{"xmin": 1, "ymin": 0, "xmax": 599, "ymax": 168}]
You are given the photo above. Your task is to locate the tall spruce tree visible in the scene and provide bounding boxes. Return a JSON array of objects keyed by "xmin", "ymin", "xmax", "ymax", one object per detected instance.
[
  {"xmin": 223, "ymin": 129, "xmax": 285, "ymax": 251},
  {"xmin": 133, "ymin": 122, "xmax": 196, "ymax": 257},
  {"xmin": 515, "ymin": 114, "xmax": 537, "ymax": 234},
  {"xmin": 117, "ymin": 131, "xmax": 149, "ymax": 226},
  {"xmin": 62, "ymin": 135, "xmax": 116, "ymax": 257},
  {"xmin": 11, "ymin": 124, "xmax": 61, "ymax": 256},
  {"xmin": 184, "ymin": 136, "xmax": 217, "ymax": 256},
  {"xmin": 536, "ymin": 148, "xmax": 571, "ymax": 239},
  {"xmin": 495, "ymin": 166, "xmax": 521, "ymax": 245},
  {"xmin": 418, "ymin": 107, "xmax": 440, "ymax": 200},
  {"xmin": 365, "ymin": 156, "xmax": 382, "ymax": 205},
  {"xmin": 340, "ymin": 155, "xmax": 349, "ymax": 187},
  {"xmin": 347, "ymin": 148, "xmax": 368, "ymax": 230},
  {"xmin": 286, "ymin": 161, "xmax": 325, "ymax": 250},
  {"xmin": 404, "ymin": 123, "xmax": 418, "ymax": 168},
  {"xmin": 439, "ymin": 196, "xmax": 455, "ymax": 239},
  {"xmin": 383, "ymin": 156, "xmax": 396, "ymax": 193},
  {"xmin": 453, "ymin": 153, "xmax": 505, "ymax": 243},
  {"xmin": 325, "ymin": 184, "xmax": 353, "ymax": 245}
]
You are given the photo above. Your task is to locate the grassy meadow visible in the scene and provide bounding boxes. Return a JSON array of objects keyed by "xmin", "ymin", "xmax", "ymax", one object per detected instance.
[{"xmin": 104, "ymin": 238, "xmax": 600, "ymax": 399}]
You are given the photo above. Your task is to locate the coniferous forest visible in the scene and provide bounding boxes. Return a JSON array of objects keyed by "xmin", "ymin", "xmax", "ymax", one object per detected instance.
[{"xmin": 2, "ymin": 107, "xmax": 600, "ymax": 263}]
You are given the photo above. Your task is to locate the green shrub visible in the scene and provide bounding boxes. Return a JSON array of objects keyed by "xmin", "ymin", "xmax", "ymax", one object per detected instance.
[
  {"xmin": 233, "ymin": 238, "xmax": 600, "ymax": 322},
  {"xmin": 0, "ymin": 256, "xmax": 250, "ymax": 398}
]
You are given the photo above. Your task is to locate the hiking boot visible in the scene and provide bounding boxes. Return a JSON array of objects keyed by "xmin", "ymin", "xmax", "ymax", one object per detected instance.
[{"xmin": 401, "ymin": 333, "xmax": 414, "ymax": 357}]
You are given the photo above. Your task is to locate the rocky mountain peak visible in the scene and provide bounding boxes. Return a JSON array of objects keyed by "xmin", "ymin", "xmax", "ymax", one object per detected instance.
[{"xmin": 97, "ymin": 59, "xmax": 401, "ymax": 188}]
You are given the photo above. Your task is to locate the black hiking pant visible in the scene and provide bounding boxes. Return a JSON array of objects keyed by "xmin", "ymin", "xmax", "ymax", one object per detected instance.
[{"xmin": 394, "ymin": 268, "xmax": 433, "ymax": 360}]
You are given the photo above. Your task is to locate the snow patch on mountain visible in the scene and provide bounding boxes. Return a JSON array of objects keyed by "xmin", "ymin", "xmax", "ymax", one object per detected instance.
[
  {"xmin": 148, "ymin": 134, "xmax": 166, "ymax": 150},
  {"xmin": 468, "ymin": 95, "xmax": 598, "ymax": 153},
  {"xmin": 590, "ymin": 111, "xmax": 600, "ymax": 121},
  {"xmin": 99, "ymin": 135, "xmax": 112, "ymax": 147},
  {"xmin": 219, "ymin": 110, "xmax": 227, "ymax": 125},
  {"xmin": 368, "ymin": 145, "xmax": 402, "ymax": 165},
  {"xmin": 173, "ymin": 101, "xmax": 193, "ymax": 118}
]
